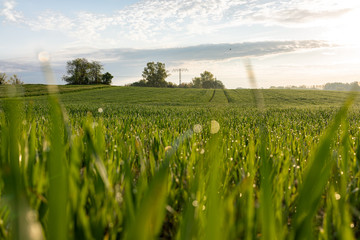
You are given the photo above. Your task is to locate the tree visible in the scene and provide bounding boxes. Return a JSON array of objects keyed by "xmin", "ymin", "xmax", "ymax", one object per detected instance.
[
  {"xmin": 88, "ymin": 61, "xmax": 103, "ymax": 84},
  {"xmin": 63, "ymin": 58, "xmax": 89, "ymax": 84},
  {"xmin": 141, "ymin": 62, "xmax": 170, "ymax": 87},
  {"xmin": 101, "ymin": 72, "xmax": 113, "ymax": 85},
  {"xmin": 62, "ymin": 58, "xmax": 112, "ymax": 85},
  {"xmin": 0, "ymin": 73, "xmax": 7, "ymax": 85},
  {"xmin": 191, "ymin": 71, "xmax": 225, "ymax": 89}
]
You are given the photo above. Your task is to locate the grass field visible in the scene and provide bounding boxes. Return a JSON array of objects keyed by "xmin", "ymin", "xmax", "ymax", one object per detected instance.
[{"xmin": 1, "ymin": 85, "xmax": 360, "ymax": 239}]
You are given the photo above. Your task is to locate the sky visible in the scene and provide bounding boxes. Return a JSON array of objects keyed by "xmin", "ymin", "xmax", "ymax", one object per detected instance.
[{"xmin": 1, "ymin": 0, "xmax": 360, "ymax": 89}]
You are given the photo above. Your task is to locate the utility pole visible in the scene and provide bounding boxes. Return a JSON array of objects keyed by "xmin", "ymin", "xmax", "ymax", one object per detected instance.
[{"xmin": 172, "ymin": 68, "xmax": 188, "ymax": 85}]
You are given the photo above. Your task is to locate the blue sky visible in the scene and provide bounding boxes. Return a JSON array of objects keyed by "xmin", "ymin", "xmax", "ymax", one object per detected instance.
[{"xmin": 1, "ymin": 0, "xmax": 360, "ymax": 88}]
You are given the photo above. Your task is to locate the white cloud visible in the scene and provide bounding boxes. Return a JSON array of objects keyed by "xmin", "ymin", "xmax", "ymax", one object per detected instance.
[
  {"xmin": 244, "ymin": 1, "xmax": 354, "ymax": 27},
  {"xmin": 28, "ymin": 10, "xmax": 74, "ymax": 32},
  {"xmin": 0, "ymin": 40, "xmax": 330, "ymax": 78},
  {"xmin": 0, "ymin": 0, "xmax": 23, "ymax": 22},
  {"xmin": 2, "ymin": 0, "xmax": 359, "ymax": 48}
]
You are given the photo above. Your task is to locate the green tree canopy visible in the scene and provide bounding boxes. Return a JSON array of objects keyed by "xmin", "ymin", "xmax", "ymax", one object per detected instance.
[
  {"xmin": 102, "ymin": 72, "xmax": 114, "ymax": 85},
  {"xmin": 0, "ymin": 73, "xmax": 7, "ymax": 85},
  {"xmin": 62, "ymin": 58, "xmax": 112, "ymax": 85},
  {"xmin": 140, "ymin": 62, "xmax": 170, "ymax": 87},
  {"xmin": 192, "ymin": 71, "xmax": 224, "ymax": 89}
]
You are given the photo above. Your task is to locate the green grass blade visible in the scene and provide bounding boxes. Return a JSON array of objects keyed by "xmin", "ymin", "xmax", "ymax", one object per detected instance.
[
  {"xmin": 41, "ymin": 60, "xmax": 68, "ymax": 240},
  {"xmin": 124, "ymin": 159, "xmax": 169, "ymax": 240},
  {"xmin": 292, "ymin": 94, "xmax": 356, "ymax": 240}
]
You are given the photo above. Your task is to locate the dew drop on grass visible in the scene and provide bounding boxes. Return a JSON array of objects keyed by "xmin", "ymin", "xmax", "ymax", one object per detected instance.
[
  {"xmin": 165, "ymin": 146, "xmax": 172, "ymax": 152},
  {"xmin": 193, "ymin": 124, "xmax": 202, "ymax": 133},
  {"xmin": 26, "ymin": 210, "xmax": 43, "ymax": 240},
  {"xmin": 210, "ymin": 120, "xmax": 220, "ymax": 134},
  {"xmin": 335, "ymin": 192, "xmax": 341, "ymax": 200}
]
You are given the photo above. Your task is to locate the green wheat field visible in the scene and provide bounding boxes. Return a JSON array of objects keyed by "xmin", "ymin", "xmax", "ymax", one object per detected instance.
[{"xmin": 1, "ymin": 84, "xmax": 360, "ymax": 239}]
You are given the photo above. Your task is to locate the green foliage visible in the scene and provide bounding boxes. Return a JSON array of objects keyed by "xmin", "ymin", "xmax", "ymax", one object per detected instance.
[
  {"xmin": 1, "ymin": 86, "xmax": 360, "ymax": 239},
  {"xmin": 101, "ymin": 72, "xmax": 113, "ymax": 85},
  {"xmin": 192, "ymin": 71, "xmax": 225, "ymax": 89},
  {"xmin": 0, "ymin": 73, "xmax": 8, "ymax": 85},
  {"xmin": 0, "ymin": 73, "xmax": 23, "ymax": 85},
  {"xmin": 62, "ymin": 58, "xmax": 112, "ymax": 85},
  {"xmin": 131, "ymin": 62, "xmax": 170, "ymax": 87}
]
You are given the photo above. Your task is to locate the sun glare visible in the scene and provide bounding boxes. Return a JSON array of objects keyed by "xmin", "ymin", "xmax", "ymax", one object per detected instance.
[{"xmin": 325, "ymin": 7, "xmax": 360, "ymax": 46}]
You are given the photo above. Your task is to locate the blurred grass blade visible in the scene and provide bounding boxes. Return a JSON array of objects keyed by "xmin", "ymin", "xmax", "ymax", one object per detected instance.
[
  {"xmin": 2, "ymin": 87, "xmax": 23, "ymax": 240},
  {"xmin": 40, "ymin": 55, "xmax": 68, "ymax": 240},
  {"xmin": 245, "ymin": 59, "xmax": 276, "ymax": 239},
  {"xmin": 292, "ymin": 93, "xmax": 357, "ymax": 240},
  {"xmin": 244, "ymin": 58, "xmax": 264, "ymax": 110}
]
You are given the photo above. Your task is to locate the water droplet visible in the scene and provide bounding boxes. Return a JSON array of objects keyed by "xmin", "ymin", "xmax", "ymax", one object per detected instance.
[
  {"xmin": 210, "ymin": 120, "xmax": 220, "ymax": 134},
  {"xmin": 192, "ymin": 200, "xmax": 199, "ymax": 207},
  {"xmin": 193, "ymin": 124, "xmax": 202, "ymax": 133},
  {"xmin": 335, "ymin": 192, "xmax": 341, "ymax": 200}
]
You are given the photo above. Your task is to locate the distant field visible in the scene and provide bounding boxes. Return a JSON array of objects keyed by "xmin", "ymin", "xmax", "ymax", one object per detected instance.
[
  {"xmin": 1, "ymin": 85, "xmax": 360, "ymax": 239},
  {"xmin": 0, "ymin": 84, "xmax": 355, "ymax": 108}
]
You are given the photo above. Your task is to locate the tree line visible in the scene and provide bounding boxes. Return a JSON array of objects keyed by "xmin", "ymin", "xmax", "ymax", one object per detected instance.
[
  {"xmin": 323, "ymin": 82, "xmax": 360, "ymax": 91},
  {"xmin": 270, "ymin": 82, "xmax": 360, "ymax": 91},
  {"xmin": 130, "ymin": 61, "xmax": 225, "ymax": 89},
  {"xmin": 3, "ymin": 58, "xmax": 224, "ymax": 88}
]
